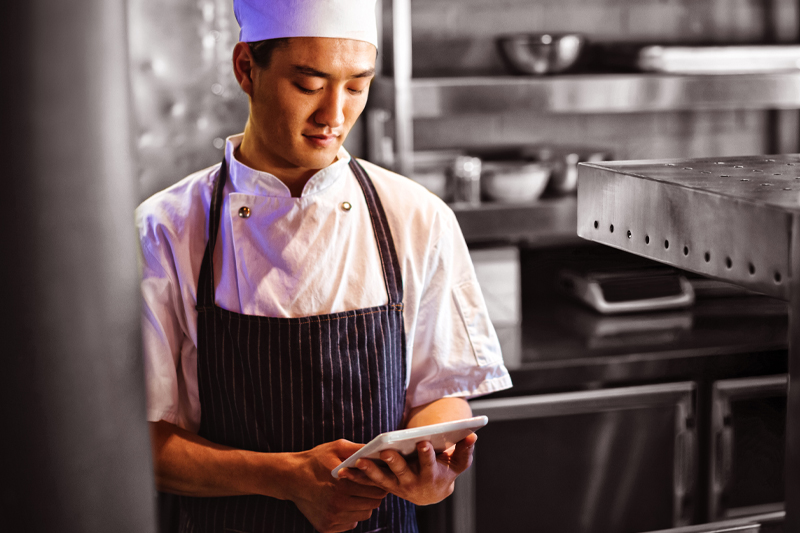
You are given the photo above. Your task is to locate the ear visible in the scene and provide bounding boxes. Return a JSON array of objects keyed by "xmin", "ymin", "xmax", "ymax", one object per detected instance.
[{"xmin": 232, "ymin": 41, "xmax": 255, "ymax": 97}]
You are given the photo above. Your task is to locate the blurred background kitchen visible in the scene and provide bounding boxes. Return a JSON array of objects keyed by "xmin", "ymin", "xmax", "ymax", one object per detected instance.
[{"xmin": 2, "ymin": 0, "xmax": 798, "ymax": 531}]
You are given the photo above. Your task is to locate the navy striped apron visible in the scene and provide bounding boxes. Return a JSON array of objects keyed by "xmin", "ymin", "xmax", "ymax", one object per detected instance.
[{"xmin": 179, "ymin": 157, "xmax": 418, "ymax": 533}]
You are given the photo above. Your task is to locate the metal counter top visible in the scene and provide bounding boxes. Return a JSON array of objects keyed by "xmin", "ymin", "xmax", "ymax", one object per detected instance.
[{"xmin": 578, "ymin": 154, "xmax": 800, "ymax": 532}]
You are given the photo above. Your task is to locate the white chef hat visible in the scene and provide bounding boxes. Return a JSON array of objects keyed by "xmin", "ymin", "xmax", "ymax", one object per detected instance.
[{"xmin": 234, "ymin": 0, "xmax": 379, "ymax": 49}]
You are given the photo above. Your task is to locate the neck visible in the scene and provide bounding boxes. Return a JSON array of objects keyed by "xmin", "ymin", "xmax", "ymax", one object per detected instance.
[{"xmin": 236, "ymin": 123, "xmax": 317, "ymax": 197}]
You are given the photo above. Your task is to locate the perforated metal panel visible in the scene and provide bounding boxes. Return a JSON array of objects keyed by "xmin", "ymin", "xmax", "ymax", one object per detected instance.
[{"xmin": 577, "ymin": 155, "xmax": 800, "ymax": 300}]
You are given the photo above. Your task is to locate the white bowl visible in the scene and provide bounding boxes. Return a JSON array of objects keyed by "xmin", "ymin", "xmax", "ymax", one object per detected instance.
[{"xmin": 481, "ymin": 161, "xmax": 551, "ymax": 203}]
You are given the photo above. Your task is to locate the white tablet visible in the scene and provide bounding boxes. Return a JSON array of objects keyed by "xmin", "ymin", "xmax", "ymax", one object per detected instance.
[{"xmin": 331, "ymin": 416, "xmax": 488, "ymax": 479}]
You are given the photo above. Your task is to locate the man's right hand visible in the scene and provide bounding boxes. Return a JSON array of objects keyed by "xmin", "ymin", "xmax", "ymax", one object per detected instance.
[{"xmin": 283, "ymin": 439, "xmax": 388, "ymax": 533}]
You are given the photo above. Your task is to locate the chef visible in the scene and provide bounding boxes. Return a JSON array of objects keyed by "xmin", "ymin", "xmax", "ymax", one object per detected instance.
[{"xmin": 136, "ymin": 1, "xmax": 512, "ymax": 532}]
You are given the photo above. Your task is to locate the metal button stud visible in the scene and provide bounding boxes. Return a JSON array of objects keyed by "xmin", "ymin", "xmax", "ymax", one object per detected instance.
[
  {"xmin": 340, "ymin": 201, "xmax": 352, "ymax": 212},
  {"xmin": 238, "ymin": 206, "xmax": 251, "ymax": 218}
]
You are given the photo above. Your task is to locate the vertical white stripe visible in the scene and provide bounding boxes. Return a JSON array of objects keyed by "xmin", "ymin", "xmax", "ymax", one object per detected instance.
[
  {"xmin": 268, "ymin": 320, "xmax": 275, "ymax": 440},
  {"xmin": 278, "ymin": 321, "xmax": 284, "ymax": 450},
  {"xmin": 210, "ymin": 497, "xmax": 219, "ymax": 533},
  {"xmin": 256, "ymin": 319, "xmax": 268, "ymax": 451},
  {"xmin": 344, "ymin": 314, "xmax": 354, "ymax": 439},
  {"xmin": 369, "ymin": 310, "xmax": 381, "ymax": 435},
  {"xmin": 354, "ymin": 313, "xmax": 365, "ymax": 444},
  {"xmin": 212, "ymin": 309, "xmax": 228, "ymax": 441},
  {"xmin": 364, "ymin": 312, "xmax": 375, "ymax": 441},
  {"xmin": 288, "ymin": 320, "xmax": 295, "ymax": 450},
  {"xmin": 337, "ymin": 317, "xmax": 345, "ymax": 439},
  {"xmin": 386, "ymin": 310, "xmax": 397, "ymax": 429},
  {"xmin": 202, "ymin": 311, "xmax": 217, "ymax": 443},
  {"xmin": 309, "ymin": 318, "xmax": 315, "ymax": 447},
  {"xmin": 230, "ymin": 313, "xmax": 246, "ymax": 447},
  {"xmin": 390, "ymin": 309, "xmax": 398, "ymax": 427},
  {"xmin": 220, "ymin": 320, "xmax": 234, "ymax": 442},
  {"xmin": 246, "ymin": 319, "xmax": 262, "ymax": 451},
  {"xmin": 328, "ymin": 318, "xmax": 334, "ymax": 440},
  {"xmin": 299, "ymin": 321, "xmax": 304, "ymax": 449},
  {"xmin": 229, "ymin": 495, "xmax": 238, "ymax": 533},
  {"xmin": 376, "ymin": 310, "xmax": 389, "ymax": 432}
]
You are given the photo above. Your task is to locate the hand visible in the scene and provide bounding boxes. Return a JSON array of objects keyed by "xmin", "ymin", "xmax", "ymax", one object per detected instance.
[
  {"xmin": 339, "ymin": 433, "xmax": 477, "ymax": 506},
  {"xmin": 285, "ymin": 439, "xmax": 389, "ymax": 533}
]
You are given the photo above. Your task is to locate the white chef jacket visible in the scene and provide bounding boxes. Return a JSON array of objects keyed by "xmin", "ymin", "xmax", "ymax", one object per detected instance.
[{"xmin": 136, "ymin": 134, "xmax": 512, "ymax": 433}]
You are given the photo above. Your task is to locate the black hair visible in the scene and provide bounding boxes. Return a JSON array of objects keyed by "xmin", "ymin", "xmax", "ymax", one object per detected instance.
[{"xmin": 248, "ymin": 38, "xmax": 291, "ymax": 69}]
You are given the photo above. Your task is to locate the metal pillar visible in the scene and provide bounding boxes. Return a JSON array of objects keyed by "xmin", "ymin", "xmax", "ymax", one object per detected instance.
[
  {"xmin": 0, "ymin": 1, "xmax": 157, "ymax": 532},
  {"xmin": 788, "ymin": 214, "xmax": 800, "ymax": 532}
]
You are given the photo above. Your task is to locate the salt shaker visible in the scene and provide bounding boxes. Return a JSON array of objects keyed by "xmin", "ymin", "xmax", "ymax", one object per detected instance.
[{"xmin": 449, "ymin": 156, "xmax": 482, "ymax": 206}]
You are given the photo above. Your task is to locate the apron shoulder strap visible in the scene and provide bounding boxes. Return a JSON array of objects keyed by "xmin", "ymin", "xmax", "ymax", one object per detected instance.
[
  {"xmin": 348, "ymin": 158, "xmax": 404, "ymax": 306},
  {"xmin": 196, "ymin": 160, "xmax": 227, "ymax": 310}
]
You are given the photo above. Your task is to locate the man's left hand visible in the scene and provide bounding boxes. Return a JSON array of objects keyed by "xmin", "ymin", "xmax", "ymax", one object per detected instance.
[{"xmin": 337, "ymin": 432, "xmax": 477, "ymax": 506}]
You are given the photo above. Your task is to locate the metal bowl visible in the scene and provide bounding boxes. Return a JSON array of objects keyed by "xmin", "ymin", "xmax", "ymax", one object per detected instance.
[
  {"xmin": 497, "ymin": 34, "xmax": 586, "ymax": 75},
  {"xmin": 481, "ymin": 161, "xmax": 551, "ymax": 203}
]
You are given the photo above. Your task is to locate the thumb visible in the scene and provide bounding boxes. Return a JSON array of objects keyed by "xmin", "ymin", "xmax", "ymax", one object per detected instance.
[
  {"xmin": 333, "ymin": 439, "xmax": 366, "ymax": 459},
  {"xmin": 450, "ymin": 433, "xmax": 477, "ymax": 473}
]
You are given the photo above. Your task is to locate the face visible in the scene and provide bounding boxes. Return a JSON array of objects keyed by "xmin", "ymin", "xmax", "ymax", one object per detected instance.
[{"xmin": 241, "ymin": 38, "xmax": 376, "ymax": 176}]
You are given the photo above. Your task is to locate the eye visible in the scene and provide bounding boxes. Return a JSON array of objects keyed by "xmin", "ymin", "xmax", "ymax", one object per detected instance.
[{"xmin": 295, "ymin": 83, "xmax": 321, "ymax": 94}]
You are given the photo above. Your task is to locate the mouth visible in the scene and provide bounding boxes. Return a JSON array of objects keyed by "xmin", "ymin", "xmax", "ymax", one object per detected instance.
[{"xmin": 303, "ymin": 133, "xmax": 339, "ymax": 148}]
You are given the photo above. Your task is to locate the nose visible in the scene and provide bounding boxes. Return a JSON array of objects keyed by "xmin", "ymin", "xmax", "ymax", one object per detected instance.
[{"xmin": 313, "ymin": 87, "xmax": 345, "ymax": 130}]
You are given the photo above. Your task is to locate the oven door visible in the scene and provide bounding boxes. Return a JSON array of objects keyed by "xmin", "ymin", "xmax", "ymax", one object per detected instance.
[
  {"xmin": 710, "ymin": 375, "xmax": 787, "ymax": 520},
  {"xmin": 452, "ymin": 382, "xmax": 697, "ymax": 533}
]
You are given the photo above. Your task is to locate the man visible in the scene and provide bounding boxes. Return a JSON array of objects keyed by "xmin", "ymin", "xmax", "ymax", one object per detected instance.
[{"xmin": 136, "ymin": 1, "xmax": 512, "ymax": 532}]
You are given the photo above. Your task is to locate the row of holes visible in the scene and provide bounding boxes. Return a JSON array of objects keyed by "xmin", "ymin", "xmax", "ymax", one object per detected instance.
[{"xmin": 593, "ymin": 220, "xmax": 782, "ymax": 284}]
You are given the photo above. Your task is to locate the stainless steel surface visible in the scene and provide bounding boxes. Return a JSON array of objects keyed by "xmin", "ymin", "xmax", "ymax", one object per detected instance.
[
  {"xmin": 370, "ymin": 73, "xmax": 800, "ymax": 118},
  {"xmin": 577, "ymin": 155, "xmax": 800, "ymax": 300},
  {"xmin": 128, "ymin": 0, "xmax": 247, "ymax": 200},
  {"xmin": 469, "ymin": 381, "xmax": 695, "ymax": 421},
  {"xmin": 641, "ymin": 511, "xmax": 785, "ymax": 533},
  {"xmin": 452, "ymin": 195, "xmax": 579, "ymax": 246},
  {"xmin": 634, "ymin": 46, "xmax": 800, "ymax": 75},
  {"xmin": 710, "ymin": 376, "xmax": 788, "ymax": 520},
  {"xmin": 455, "ymin": 382, "xmax": 696, "ymax": 533},
  {"xmin": 497, "ymin": 33, "xmax": 586, "ymax": 75},
  {"xmin": 1, "ymin": 1, "xmax": 156, "ymax": 531},
  {"xmin": 578, "ymin": 154, "xmax": 800, "ymax": 532},
  {"xmin": 391, "ymin": 0, "xmax": 414, "ymax": 178}
]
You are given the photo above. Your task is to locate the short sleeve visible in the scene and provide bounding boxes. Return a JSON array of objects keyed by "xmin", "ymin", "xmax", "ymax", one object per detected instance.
[
  {"xmin": 405, "ymin": 210, "xmax": 512, "ymax": 408},
  {"xmin": 137, "ymin": 220, "xmax": 185, "ymax": 426}
]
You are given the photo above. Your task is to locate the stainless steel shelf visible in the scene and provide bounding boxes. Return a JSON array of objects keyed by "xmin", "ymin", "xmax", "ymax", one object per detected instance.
[
  {"xmin": 451, "ymin": 195, "xmax": 579, "ymax": 245},
  {"xmin": 371, "ymin": 72, "xmax": 800, "ymax": 117}
]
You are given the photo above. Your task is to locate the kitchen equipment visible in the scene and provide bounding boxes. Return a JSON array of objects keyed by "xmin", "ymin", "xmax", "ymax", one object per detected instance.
[
  {"xmin": 594, "ymin": 43, "xmax": 800, "ymax": 74},
  {"xmin": 456, "ymin": 382, "xmax": 697, "ymax": 532},
  {"xmin": 536, "ymin": 147, "xmax": 612, "ymax": 194},
  {"xmin": 448, "ymin": 155, "xmax": 482, "ymax": 206},
  {"xmin": 497, "ymin": 33, "xmax": 586, "ymax": 75},
  {"xmin": 411, "ymin": 150, "xmax": 464, "ymax": 200},
  {"xmin": 577, "ymin": 154, "xmax": 800, "ymax": 529},
  {"xmin": 559, "ymin": 267, "xmax": 695, "ymax": 314},
  {"xmin": 480, "ymin": 161, "xmax": 551, "ymax": 203}
]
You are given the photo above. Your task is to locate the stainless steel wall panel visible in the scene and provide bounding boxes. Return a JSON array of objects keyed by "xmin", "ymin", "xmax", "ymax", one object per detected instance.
[{"xmin": 0, "ymin": 1, "xmax": 156, "ymax": 532}]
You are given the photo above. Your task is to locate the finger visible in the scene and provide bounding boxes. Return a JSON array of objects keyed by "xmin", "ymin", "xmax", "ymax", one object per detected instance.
[
  {"xmin": 345, "ymin": 495, "xmax": 386, "ymax": 511},
  {"xmin": 332, "ymin": 439, "xmax": 367, "ymax": 460},
  {"xmin": 338, "ymin": 477, "xmax": 390, "ymax": 498},
  {"xmin": 356, "ymin": 457, "xmax": 400, "ymax": 489},
  {"xmin": 449, "ymin": 433, "xmax": 478, "ymax": 473},
  {"xmin": 416, "ymin": 440, "xmax": 436, "ymax": 474},
  {"xmin": 338, "ymin": 468, "xmax": 384, "ymax": 487},
  {"xmin": 377, "ymin": 450, "xmax": 415, "ymax": 484}
]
